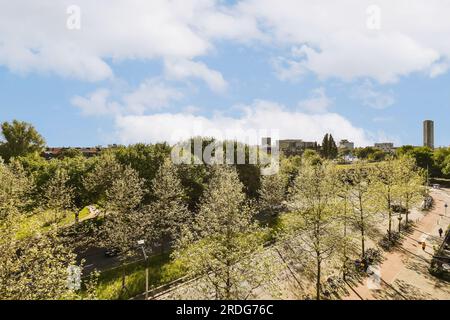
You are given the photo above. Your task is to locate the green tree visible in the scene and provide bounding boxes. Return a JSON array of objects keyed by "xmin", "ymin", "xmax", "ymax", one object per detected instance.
[
  {"xmin": 143, "ymin": 158, "xmax": 189, "ymax": 253},
  {"xmin": 259, "ymin": 173, "xmax": 286, "ymax": 215},
  {"xmin": 82, "ymin": 153, "xmax": 124, "ymax": 205},
  {"xmin": 288, "ymin": 160, "xmax": 342, "ymax": 300},
  {"xmin": 174, "ymin": 165, "xmax": 276, "ymax": 299},
  {"xmin": 344, "ymin": 162, "xmax": 377, "ymax": 257},
  {"xmin": 372, "ymin": 158, "xmax": 402, "ymax": 241},
  {"xmin": 97, "ymin": 165, "xmax": 147, "ymax": 295},
  {"xmin": 57, "ymin": 148, "xmax": 83, "ymax": 159},
  {"xmin": 42, "ymin": 168, "xmax": 75, "ymax": 224},
  {"xmin": 396, "ymin": 156, "xmax": 425, "ymax": 226},
  {"xmin": 0, "ymin": 120, "xmax": 46, "ymax": 162},
  {"xmin": 0, "ymin": 221, "xmax": 78, "ymax": 300}
]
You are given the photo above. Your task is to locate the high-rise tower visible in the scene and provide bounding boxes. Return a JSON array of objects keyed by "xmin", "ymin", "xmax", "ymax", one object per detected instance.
[{"xmin": 423, "ymin": 120, "xmax": 434, "ymax": 149}]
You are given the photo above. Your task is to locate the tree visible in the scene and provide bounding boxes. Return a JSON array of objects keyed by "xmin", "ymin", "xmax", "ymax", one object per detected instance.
[
  {"xmin": 0, "ymin": 160, "xmax": 31, "ymax": 220},
  {"xmin": 288, "ymin": 160, "xmax": 342, "ymax": 300},
  {"xmin": 82, "ymin": 152, "xmax": 124, "ymax": 205},
  {"xmin": 259, "ymin": 173, "xmax": 286, "ymax": 215},
  {"xmin": 41, "ymin": 168, "xmax": 75, "ymax": 224},
  {"xmin": 174, "ymin": 165, "xmax": 276, "ymax": 299},
  {"xmin": 97, "ymin": 166, "xmax": 147, "ymax": 295},
  {"xmin": 143, "ymin": 158, "xmax": 189, "ymax": 253},
  {"xmin": 344, "ymin": 162, "xmax": 377, "ymax": 257},
  {"xmin": 372, "ymin": 158, "xmax": 402, "ymax": 241},
  {"xmin": 0, "ymin": 219, "xmax": 78, "ymax": 300},
  {"xmin": 57, "ymin": 148, "xmax": 83, "ymax": 159},
  {"xmin": 321, "ymin": 134, "xmax": 338, "ymax": 159},
  {"xmin": 396, "ymin": 156, "xmax": 425, "ymax": 226},
  {"xmin": 0, "ymin": 120, "xmax": 46, "ymax": 162},
  {"xmin": 355, "ymin": 147, "xmax": 378, "ymax": 161}
]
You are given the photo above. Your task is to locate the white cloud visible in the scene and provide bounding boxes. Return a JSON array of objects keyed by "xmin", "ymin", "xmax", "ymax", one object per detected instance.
[
  {"xmin": 4, "ymin": 1, "xmax": 450, "ymax": 85},
  {"xmin": 71, "ymin": 89, "xmax": 120, "ymax": 116},
  {"xmin": 352, "ymin": 81, "xmax": 395, "ymax": 109},
  {"xmin": 123, "ymin": 79, "xmax": 183, "ymax": 114},
  {"xmin": 164, "ymin": 59, "xmax": 228, "ymax": 93},
  {"xmin": 114, "ymin": 100, "xmax": 372, "ymax": 146},
  {"xmin": 237, "ymin": 0, "xmax": 450, "ymax": 83},
  {"xmin": 72, "ymin": 79, "xmax": 182, "ymax": 116},
  {"xmin": 0, "ymin": 0, "xmax": 248, "ymax": 85},
  {"xmin": 298, "ymin": 87, "xmax": 333, "ymax": 113}
]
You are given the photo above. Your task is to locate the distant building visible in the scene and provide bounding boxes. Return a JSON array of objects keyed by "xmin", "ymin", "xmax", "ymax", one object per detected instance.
[
  {"xmin": 277, "ymin": 139, "xmax": 317, "ymax": 156},
  {"xmin": 339, "ymin": 139, "xmax": 354, "ymax": 151},
  {"xmin": 423, "ymin": 120, "xmax": 435, "ymax": 149},
  {"xmin": 374, "ymin": 142, "xmax": 395, "ymax": 153}
]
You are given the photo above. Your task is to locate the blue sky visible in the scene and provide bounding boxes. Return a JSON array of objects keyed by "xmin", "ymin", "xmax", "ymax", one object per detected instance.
[{"xmin": 1, "ymin": 1, "xmax": 449, "ymax": 147}]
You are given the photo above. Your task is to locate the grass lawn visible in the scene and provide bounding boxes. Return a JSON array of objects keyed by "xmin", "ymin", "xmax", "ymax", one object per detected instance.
[
  {"xmin": 16, "ymin": 206, "xmax": 92, "ymax": 239},
  {"xmin": 92, "ymin": 252, "xmax": 185, "ymax": 300}
]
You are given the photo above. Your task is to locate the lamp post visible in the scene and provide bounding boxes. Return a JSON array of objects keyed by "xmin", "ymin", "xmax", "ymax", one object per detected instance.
[
  {"xmin": 137, "ymin": 240, "xmax": 149, "ymax": 300},
  {"xmin": 398, "ymin": 215, "xmax": 403, "ymax": 234}
]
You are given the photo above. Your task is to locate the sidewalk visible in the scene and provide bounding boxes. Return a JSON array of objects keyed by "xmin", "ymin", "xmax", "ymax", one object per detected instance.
[{"xmin": 345, "ymin": 189, "xmax": 450, "ymax": 300}]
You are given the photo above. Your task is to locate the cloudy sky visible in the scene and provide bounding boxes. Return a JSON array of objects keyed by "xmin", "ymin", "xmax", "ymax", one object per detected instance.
[{"xmin": 1, "ymin": 0, "xmax": 449, "ymax": 147}]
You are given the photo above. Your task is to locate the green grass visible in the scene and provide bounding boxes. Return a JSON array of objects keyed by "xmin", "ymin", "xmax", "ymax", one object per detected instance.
[
  {"xmin": 16, "ymin": 206, "xmax": 93, "ymax": 239},
  {"xmin": 92, "ymin": 252, "xmax": 186, "ymax": 300}
]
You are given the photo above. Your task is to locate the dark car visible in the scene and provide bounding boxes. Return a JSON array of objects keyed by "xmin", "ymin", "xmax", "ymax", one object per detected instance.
[{"xmin": 104, "ymin": 247, "xmax": 120, "ymax": 258}]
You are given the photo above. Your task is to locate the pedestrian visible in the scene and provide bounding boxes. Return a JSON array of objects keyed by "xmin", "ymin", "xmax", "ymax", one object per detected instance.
[
  {"xmin": 422, "ymin": 242, "xmax": 426, "ymax": 251},
  {"xmin": 439, "ymin": 228, "xmax": 443, "ymax": 238}
]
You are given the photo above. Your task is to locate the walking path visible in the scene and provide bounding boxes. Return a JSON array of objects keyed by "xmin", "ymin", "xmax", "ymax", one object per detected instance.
[{"xmin": 345, "ymin": 188, "xmax": 450, "ymax": 300}]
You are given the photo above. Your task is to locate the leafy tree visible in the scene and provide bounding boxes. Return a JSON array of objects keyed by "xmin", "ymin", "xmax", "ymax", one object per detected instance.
[
  {"xmin": 0, "ymin": 120, "xmax": 46, "ymax": 162},
  {"xmin": 433, "ymin": 147, "xmax": 450, "ymax": 177},
  {"xmin": 97, "ymin": 165, "xmax": 147, "ymax": 295},
  {"xmin": 0, "ymin": 214, "xmax": 78, "ymax": 299},
  {"xmin": 355, "ymin": 147, "xmax": 378, "ymax": 160},
  {"xmin": 288, "ymin": 160, "xmax": 342, "ymax": 300},
  {"xmin": 174, "ymin": 165, "xmax": 276, "ymax": 299},
  {"xmin": 343, "ymin": 162, "xmax": 377, "ymax": 257},
  {"xmin": 372, "ymin": 158, "xmax": 402, "ymax": 241},
  {"xmin": 321, "ymin": 134, "xmax": 338, "ymax": 160},
  {"xmin": 259, "ymin": 173, "xmax": 286, "ymax": 215},
  {"xmin": 143, "ymin": 158, "xmax": 189, "ymax": 253},
  {"xmin": 41, "ymin": 168, "xmax": 75, "ymax": 224},
  {"xmin": 83, "ymin": 152, "xmax": 125, "ymax": 205},
  {"xmin": 0, "ymin": 160, "xmax": 32, "ymax": 220},
  {"xmin": 111, "ymin": 143, "xmax": 171, "ymax": 203},
  {"xmin": 57, "ymin": 148, "xmax": 83, "ymax": 159},
  {"xmin": 396, "ymin": 156, "xmax": 425, "ymax": 226}
]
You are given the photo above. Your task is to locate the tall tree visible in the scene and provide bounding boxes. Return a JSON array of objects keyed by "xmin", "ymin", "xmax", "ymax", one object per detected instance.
[
  {"xmin": 42, "ymin": 168, "xmax": 75, "ymax": 224},
  {"xmin": 97, "ymin": 166, "xmax": 147, "ymax": 295},
  {"xmin": 259, "ymin": 173, "xmax": 287, "ymax": 215},
  {"xmin": 288, "ymin": 160, "xmax": 342, "ymax": 300},
  {"xmin": 344, "ymin": 162, "xmax": 377, "ymax": 257},
  {"xmin": 0, "ymin": 120, "xmax": 46, "ymax": 162},
  {"xmin": 82, "ymin": 153, "xmax": 124, "ymax": 206},
  {"xmin": 372, "ymin": 158, "xmax": 401, "ymax": 241},
  {"xmin": 174, "ymin": 165, "xmax": 276, "ymax": 299},
  {"xmin": 143, "ymin": 158, "xmax": 189, "ymax": 252},
  {"xmin": 396, "ymin": 156, "xmax": 425, "ymax": 226}
]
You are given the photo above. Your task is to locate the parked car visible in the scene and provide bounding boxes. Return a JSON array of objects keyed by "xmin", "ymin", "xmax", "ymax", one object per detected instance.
[{"xmin": 104, "ymin": 247, "xmax": 120, "ymax": 258}]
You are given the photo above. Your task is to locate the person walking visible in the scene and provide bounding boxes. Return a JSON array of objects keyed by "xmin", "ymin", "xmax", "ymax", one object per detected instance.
[
  {"xmin": 422, "ymin": 242, "xmax": 426, "ymax": 251},
  {"xmin": 439, "ymin": 228, "xmax": 443, "ymax": 238}
]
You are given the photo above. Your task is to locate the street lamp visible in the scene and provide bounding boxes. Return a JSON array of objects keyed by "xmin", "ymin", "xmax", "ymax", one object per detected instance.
[
  {"xmin": 137, "ymin": 240, "xmax": 149, "ymax": 300},
  {"xmin": 398, "ymin": 215, "xmax": 403, "ymax": 234}
]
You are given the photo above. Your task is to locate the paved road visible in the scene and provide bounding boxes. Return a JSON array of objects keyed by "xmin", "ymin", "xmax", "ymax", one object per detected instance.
[{"xmin": 344, "ymin": 188, "xmax": 450, "ymax": 300}]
